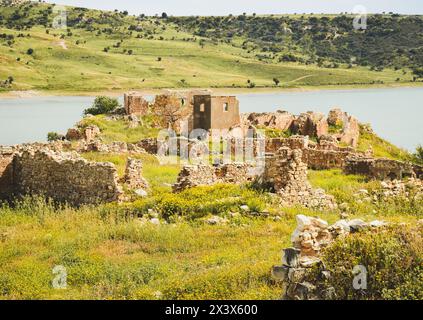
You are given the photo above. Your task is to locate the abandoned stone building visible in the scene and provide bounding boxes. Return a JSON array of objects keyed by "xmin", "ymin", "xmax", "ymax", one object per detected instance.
[
  {"xmin": 245, "ymin": 108, "xmax": 360, "ymax": 148},
  {"xmin": 124, "ymin": 90, "xmax": 241, "ymax": 134},
  {"xmin": 193, "ymin": 95, "xmax": 241, "ymax": 131}
]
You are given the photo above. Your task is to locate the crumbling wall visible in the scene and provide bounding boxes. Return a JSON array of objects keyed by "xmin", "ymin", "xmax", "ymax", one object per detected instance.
[
  {"xmin": 290, "ymin": 111, "xmax": 328, "ymax": 138},
  {"xmin": 263, "ymin": 148, "xmax": 337, "ymax": 210},
  {"xmin": 0, "ymin": 148, "xmax": 15, "ymax": 199},
  {"xmin": 12, "ymin": 150, "xmax": 123, "ymax": 206},
  {"xmin": 124, "ymin": 92, "xmax": 149, "ymax": 116},
  {"xmin": 327, "ymin": 108, "xmax": 360, "ymax": 148},
  {"xmin": 246, "ymin": 110, "xmax": 295, "ymax": 131},
  {"xmin": 265, "ymin": 136, "xmax": 361, "ymax": 170},
  {"xmin": 122, "ymin": 158, "xmax": 149, "ymax": 191},
  {"xmin": 173, "ymin": 163, "xmax": 256, "ymax": 192},
  {"xmin": 345, "ymin": 157, "xmax": 416, "ymax": 180}
]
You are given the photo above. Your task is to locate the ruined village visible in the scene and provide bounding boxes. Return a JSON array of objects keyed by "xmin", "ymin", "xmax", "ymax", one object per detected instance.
[{"xmin": 1, "ymin": 89, "xmax": 422, "ymax": 300}]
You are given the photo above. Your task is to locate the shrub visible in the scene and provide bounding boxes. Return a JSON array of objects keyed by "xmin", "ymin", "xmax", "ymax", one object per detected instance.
[
  {"xmin": 47, "ymin": 132, "xmax": 63, "ymax": 142},
  {"xmin": 413, "ymin": 145, "xmax": 423, "ymax": 165},
  {"xmin": 26, "ymin": 48, "xmax": 34, "ymax": 55},
  {"xmin": 320, "ymin": 225, "xmax": 423, "ymax": 300},
  {"xmin": 84, "ymin": 96, "xmax": 120, "ymax": 115}
]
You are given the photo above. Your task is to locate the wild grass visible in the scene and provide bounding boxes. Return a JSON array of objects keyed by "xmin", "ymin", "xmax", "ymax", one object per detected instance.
[
  {"xmin": 357, "ymin": 125, "xmax": 413, "ymax": 162},
  {"xmin": 79, "ymin": 115, "xmax": 159, "ymax": 144},
  {"xmin": 0, "ymin": 163, "xmax": 421, "ymax": 300}
]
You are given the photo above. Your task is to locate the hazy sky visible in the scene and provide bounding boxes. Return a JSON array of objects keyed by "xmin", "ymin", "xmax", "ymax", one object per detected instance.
[{"xmin": 45, "ymin": 0, "xmax": 423, "ymax": 16}]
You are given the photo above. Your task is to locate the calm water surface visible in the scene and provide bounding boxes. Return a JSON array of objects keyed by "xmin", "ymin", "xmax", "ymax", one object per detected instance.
[{"xmin": 0, "ymin": 87, "xmax": 422, "ymax": 150}]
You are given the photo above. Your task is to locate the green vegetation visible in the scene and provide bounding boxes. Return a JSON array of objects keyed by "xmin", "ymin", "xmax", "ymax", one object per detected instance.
[
  {"xmin": 321, "ymin": 225, "xmax": 423, "ymax": 300},
  {"xmin": 47, "ymin": 131, "xmax": 63, "ymax": 142},
  {"xmin": 170, "ymin": 14, "xmax": 423, "ymax": 71},
  {"xmin": 413, "ymin": 145, "xmax": 423, "ymax": 165},
  {"xmin": 0, "ymin": 3, "xmax": 420, "ymax": 93},
  {"xmin": 309, "ymin": 169, "xmax": 422, "ymax": 217},
  {"xmin": 83, "ymin": 96, "xmax": 120, "ymax": 115},
  {"xmin": 357, "ymin": 125, "xmax": 413, "ymax": 161},
  {"xmin": 80, "ymin": 115, "xmax": 159, "ymax": 143},
  {"xmin": 0, "ymin": 163, "xmax": 421, "ymax": 299},
  {"xmin": 1, "ymin": 146, "xmax": 422, "ymax": 300}
]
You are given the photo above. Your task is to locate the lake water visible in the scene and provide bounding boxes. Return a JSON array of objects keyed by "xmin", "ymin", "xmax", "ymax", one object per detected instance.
[{"xmin": 0, "ymin": 87, "xmax": 422, "ymax": 151}]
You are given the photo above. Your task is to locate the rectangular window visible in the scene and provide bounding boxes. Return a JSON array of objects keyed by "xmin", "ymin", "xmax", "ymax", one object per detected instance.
[
  {"xmin": 223, "ymin": 103, "xmax": 229, "ymax": 112},
  {"xmin": 200, "ymin": 103, "xmax": 205, "ymax": 112}
]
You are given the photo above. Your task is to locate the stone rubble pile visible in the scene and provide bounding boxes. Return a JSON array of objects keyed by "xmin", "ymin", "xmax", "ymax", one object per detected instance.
[
  {"xmin": 272, "ymin": 215, "xmax": 387, "ymax": 300},
  {"xmin": 354, "ymin": 178, "xmax": 423, "ymax": 204}
]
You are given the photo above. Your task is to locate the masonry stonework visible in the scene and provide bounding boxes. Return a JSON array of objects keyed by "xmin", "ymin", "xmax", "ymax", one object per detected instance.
[
  {"xmin": 0, "ymin": 148, "xmax": 15, "ymax": 199},
  {"xmin": 124, "ymin": 92, "xmax": 150, "ymax": 116},
  {"xmin": 11, "ymin": 150, "xmax": 123, "ymax": 206},
  {"xmin": 173, "ymin": 163, "xmax": 256, "ymax": 192},
  {"xmin": 263, "ymin": 148, "xmax": 337, "ymax": 209},
  {"xmin": 344, "ymin": 157, "xmax": 418, "ymax": 180}
]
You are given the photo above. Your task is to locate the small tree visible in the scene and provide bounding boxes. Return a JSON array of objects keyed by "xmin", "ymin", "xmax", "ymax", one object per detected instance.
[
  {"xmin": 47, "ymin": 132, "xmax": 63, "ymax": 142},
  {"xmin": 27, "ymin": 48, "xmax": 34, "ymax": 55},
  {"xmin": 152, "ymin": 94, "xmax": 190, "ymax": 130},
  {"xmin": 413, "ymin": 145, "xmax": 423, "ymax": 165},
  {"xmin": 273, "ymin": 78, "xmax": 280, "ymax": 86},
  {"xmin": 84, "ymin": 96, "xmax": 120, "ymax": 115}
]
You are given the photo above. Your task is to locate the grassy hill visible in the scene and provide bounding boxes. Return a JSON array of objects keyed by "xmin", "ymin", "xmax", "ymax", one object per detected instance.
[{"xmin": 0, "ymin": 2, "xmax": 420, "ymax": 93}]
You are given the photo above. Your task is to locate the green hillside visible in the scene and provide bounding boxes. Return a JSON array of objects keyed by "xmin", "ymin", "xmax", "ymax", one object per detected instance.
[{"xmin": 0, "ymin": 2, "xmax": 420, "ymax": 93}]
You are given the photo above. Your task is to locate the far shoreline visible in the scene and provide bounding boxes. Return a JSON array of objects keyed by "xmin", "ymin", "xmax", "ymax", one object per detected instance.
[{"xmin": 1, "ymin": 82, "xmax": 423, "ymax": 99}]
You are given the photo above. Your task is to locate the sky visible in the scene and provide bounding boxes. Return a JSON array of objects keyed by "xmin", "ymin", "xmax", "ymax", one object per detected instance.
[{"xmin": 44, "ymin": 0, "xmax": 423, "ymax": 16}]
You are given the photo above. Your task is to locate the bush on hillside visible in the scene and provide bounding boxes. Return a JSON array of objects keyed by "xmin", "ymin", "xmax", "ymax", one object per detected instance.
[
  {"xmin": 320, "ymin": 225, "xmax": 423, "ymax": 300},
  {"xmin": 413, "ymin": 145, "xmax": 423, "ymax": 165},
  {"xmin": 47, "ymin": 132, "xmax": 64, "ymax": 142},
  {"xmin": 83, "ymin": 96, "xmax": 120, "ymax": 116}
]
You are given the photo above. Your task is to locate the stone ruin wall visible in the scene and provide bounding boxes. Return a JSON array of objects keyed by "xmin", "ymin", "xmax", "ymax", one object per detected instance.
[
  {"xmin": 0, "ymin": 145, "xmax": 152, "ymax": 206},
  {"xmin": 173, "ymin": 163, "xmax": 257, "ymax": 192},
  {"xmin": 0, "ymin": 148, "xmax": 15, "ymax": 199},
  {"xmin": 345, "ymin": 157, "xmax": 421, "ymax": 180},
  {"xmin": 265, "ymin": 136, "xmax": 363, "ymax": 170},
  {"xmin": 263, "ymin": 148, "xmax": 337, "ymax": 210},
  {"xmin": 121, "ymin": 158, "xmax": 149, "ymax": 191},
  {"xmin": 12, "ymin": 150, "xmax": 123, "ymax": 206},
  {"xmin": 124, "ymin": 92, "xmax": 150, "ymax": 116}
]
